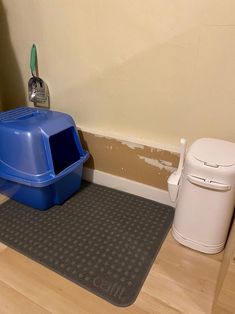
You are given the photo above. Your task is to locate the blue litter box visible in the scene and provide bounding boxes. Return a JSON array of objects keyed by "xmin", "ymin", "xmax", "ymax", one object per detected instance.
[{"xmin": 0, "ymin": 107, "xmax": 89, "ymax": 210}]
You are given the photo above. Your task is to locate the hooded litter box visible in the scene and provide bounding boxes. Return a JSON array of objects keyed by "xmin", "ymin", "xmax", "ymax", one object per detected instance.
[{"xmin": 0, "ymin": 107, "xmax": 89, "ymax": 210}]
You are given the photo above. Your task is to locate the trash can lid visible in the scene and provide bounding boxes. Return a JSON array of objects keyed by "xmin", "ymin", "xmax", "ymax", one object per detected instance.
[{"xmin": 189, "ymin": 138, "xmax": 235, "ymax": 167}]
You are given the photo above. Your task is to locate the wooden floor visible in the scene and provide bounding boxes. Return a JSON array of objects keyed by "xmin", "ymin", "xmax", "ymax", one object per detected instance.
[{"xmin": 0, "ymin": 196, "xmax": 223, "ymax": 314}]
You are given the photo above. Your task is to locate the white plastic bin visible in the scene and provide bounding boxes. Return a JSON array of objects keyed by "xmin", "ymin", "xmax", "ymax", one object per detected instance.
[{"xmin": 168, "ymin": 138, "xmax": 235, "ymax": 254}]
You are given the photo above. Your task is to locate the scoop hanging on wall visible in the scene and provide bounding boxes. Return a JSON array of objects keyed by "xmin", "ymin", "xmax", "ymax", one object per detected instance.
[{"xmin": 28, "ymin": 44, "xmax": 49, "ymax": 107}]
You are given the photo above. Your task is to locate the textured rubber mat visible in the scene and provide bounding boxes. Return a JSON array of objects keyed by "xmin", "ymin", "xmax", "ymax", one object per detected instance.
[{"xmin": 0, "ymin": 181, "xmax": 174, "ymax": 306}]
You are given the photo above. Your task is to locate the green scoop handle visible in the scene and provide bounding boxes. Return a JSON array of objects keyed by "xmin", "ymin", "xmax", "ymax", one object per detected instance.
[{"xmin": 30, "ymin": 44, "xmax": 37, "ymax": 76}]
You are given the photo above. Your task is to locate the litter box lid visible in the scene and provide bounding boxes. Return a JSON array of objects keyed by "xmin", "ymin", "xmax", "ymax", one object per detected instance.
[
  {"xmin": 189, "ymin": 138, "xmax": 235, "ymax": 167},
  {"xmin": 0, "ymin": 107, "xmax": 89, "ymax": 187}
]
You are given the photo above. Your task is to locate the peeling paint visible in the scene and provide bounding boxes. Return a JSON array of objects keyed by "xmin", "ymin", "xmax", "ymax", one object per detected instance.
[
  {"xmin": 170, "ymin": 151, "xmax": 180, "ymax": 157},
  {"xmin": 94, "ymin": 134, "xmax": 114, "ymax": 142},
  {"xmin": 138, "ymin": 155, "xmax": 176, "ymax": 172},
  {"xmin": 159, "ymin": 160, "xmax": 173, "ymax": 167},
  {"xmin": 94, "ymin": 134, "xmax": 106, "ymax": 139},
  {"xmin": 105, "ymin": 145, "xmax": 113, "ymax": 150},
  {"xmin": 120, "ymin": 140, "xmax": 144, "ymax": 150}
]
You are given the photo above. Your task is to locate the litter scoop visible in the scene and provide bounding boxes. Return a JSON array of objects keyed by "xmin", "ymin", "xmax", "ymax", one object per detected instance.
[
  {"xmin": 28, "ymin": 44, "xmax": 49, "ymax": 105},
  {"xmin": 167, "ymin": 138, "xmax": 187, "ymax": 202}
]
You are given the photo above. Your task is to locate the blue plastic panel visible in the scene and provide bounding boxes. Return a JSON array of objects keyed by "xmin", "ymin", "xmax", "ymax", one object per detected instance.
[
  {"xmin": 0, "ymin": 107, "xmax": 89, "ymax": 187},
  {"xmin": 0, "ymin": 107, "xmax": 89, "ymax": 209}
]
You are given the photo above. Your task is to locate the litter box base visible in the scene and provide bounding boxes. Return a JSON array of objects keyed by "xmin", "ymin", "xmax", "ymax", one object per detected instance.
[{"xmin": 0, "ymin": 167, "xmax": 83, "ymax": 210}]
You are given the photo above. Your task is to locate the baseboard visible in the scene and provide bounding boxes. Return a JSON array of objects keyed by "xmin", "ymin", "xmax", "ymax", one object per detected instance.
[{"xmin": 82, "ymin": 167, "xmax": 174, "ymax": 207}]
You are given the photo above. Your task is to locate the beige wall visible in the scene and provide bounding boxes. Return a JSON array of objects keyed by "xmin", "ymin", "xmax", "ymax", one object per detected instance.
[{"xmin": 1, "ymin": 0, "xmax": 235, "ymax": 148}]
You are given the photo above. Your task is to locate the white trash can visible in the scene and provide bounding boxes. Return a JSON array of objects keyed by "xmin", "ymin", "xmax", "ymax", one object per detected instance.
[{"xmin": 168, "ymin": 138, "xmax": 235, "ymax": 254}]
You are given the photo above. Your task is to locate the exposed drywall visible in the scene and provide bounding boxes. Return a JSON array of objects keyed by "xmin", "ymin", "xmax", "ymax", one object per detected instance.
[
  {"xmin": 1, "ymin": 1, "xmax": 235, "ymax": 147},
  {"xmin": 79, "ymin": 130, "xmax": 179, "ymax": 190}
]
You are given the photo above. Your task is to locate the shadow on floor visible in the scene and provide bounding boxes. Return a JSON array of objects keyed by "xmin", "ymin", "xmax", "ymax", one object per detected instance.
[{"xmin": 0, "ymin": 1, "xmax": 26, "ymax": 111}]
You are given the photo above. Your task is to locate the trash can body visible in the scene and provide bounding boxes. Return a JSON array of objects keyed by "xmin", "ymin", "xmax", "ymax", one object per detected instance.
[
  {"xmin": 173, "ymin": 138, "xmax": 235, "ymax": 254},
  {"xmin": 0, "ymin": 107, "xmax": 89, "ymax": 210}
]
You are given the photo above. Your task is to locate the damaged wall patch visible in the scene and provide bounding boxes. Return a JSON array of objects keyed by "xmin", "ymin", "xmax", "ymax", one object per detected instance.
[{"xmin": 138, "ymin": 155, "xmax": 176, "ymax": 172}]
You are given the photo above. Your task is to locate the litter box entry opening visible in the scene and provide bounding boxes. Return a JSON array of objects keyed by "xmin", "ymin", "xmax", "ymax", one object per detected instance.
[{"xmin": 49, "ymin": 127, "xmax": 80, "ymax": 175}]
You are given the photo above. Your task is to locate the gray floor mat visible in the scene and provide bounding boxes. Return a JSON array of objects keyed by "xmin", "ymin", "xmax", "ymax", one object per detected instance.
[{"xmin": 0, "ymin": 181, "xmax": 174, "ymax": 306}]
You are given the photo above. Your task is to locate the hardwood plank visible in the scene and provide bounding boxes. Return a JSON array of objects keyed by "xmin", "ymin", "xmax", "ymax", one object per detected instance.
[
  {"xmin": 0, "ymin": 242, "xmax": 7, "ymax": 252},
  {"xmin": 213, "ymin": 262, "xmax": 235, "ymax": 313},
  {"xmin": 140, "ymin": 232, "xmax": 221, "ymax": 314},
  {"xmin": 0, "ymin": 248, "xmax": 146, "ymax": 314},
  {"xmin": 213, "ymin": 219, "xmax": 235, "ymax": 313},
  {"xmin": 135, "ymin": 291, "xmax": 182, "ymax": 314},
  {"xmin": 0, "ymin": 228, "xmax": 222, "ymax": 314},
  {"xmin": 0, "ymin": 194, "xmax": 9, "ymax": 205},
  {"xmin": 213, "ymin": 304, "xmax": 232, "ymax": 314},
  {"xmin": 0, "ymin": 279, "xmax": 50, "ymax": 314},
  {"xmin": 142, "ymin": 268, "xmax": 214, "ymax": 314},
  {"xmin": 157, "ymin": 238, "xmax": 221, "ymax": 289}
]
